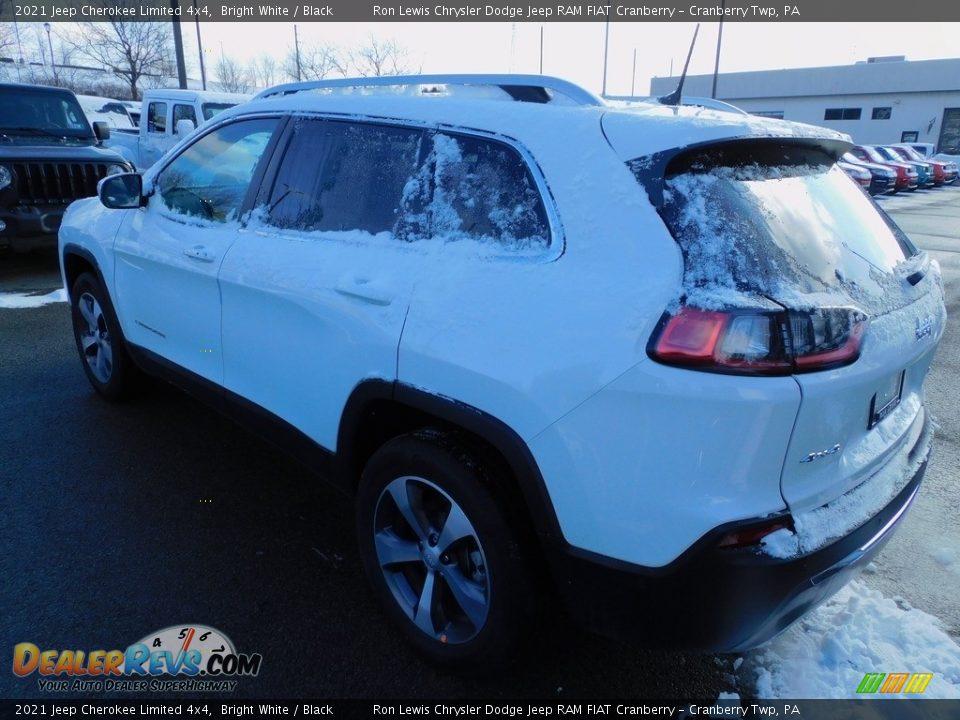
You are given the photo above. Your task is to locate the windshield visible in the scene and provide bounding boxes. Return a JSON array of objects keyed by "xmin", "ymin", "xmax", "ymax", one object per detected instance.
[
  {"xmin": 202, "ymin": 103, "xmax": 236, "ymax": 121},
  {"xmin": 0, "ymin": 87, "xmax": 93, "ymax": 137},
  {"xmin": 859, "ymin": 146, "xmax": 891, "ymax": 164},
  {"xmin": 873, "ymin": 146, "xmax": 905, "ymax": 163},
  {"xmin": 636, "ymin": 143, "xmax": 917, "ymax": 309},
  {"xmin": 894, "ymin": 146, "xmax": 922, "ymax": 161}
]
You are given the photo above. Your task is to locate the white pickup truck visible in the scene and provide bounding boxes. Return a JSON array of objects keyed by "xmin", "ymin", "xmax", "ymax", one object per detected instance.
[{"xmin": 105, "ymin": 89, "xmax": 249, "ymax": 170}]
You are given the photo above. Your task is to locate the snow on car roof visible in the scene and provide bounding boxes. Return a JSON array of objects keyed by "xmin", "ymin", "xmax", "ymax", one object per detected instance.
[{"xmin": 220, "ymin": 90, "xmax": 850, "ymax": 160}]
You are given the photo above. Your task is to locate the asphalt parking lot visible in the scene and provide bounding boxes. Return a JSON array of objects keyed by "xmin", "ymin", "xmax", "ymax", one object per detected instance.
[{"xmin": 1, "ymin": 184, "xmax": 959, "ymax": 700}]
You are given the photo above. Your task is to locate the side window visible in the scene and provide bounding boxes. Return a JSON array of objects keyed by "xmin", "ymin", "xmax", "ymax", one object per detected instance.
[
  {"xmin": 411, "ymin": 132, "xmax": 550, "ymax": 249},
  {"xmin": 147, "ymin": 102, "xmax": 167, "ymax": 134},
  {"xmin": 172, "ymin": 104, "xmax": 198, "ymax": 133},
  {"xmin": 158, "ymin": 118, "xmax": 278, "ymax": 223},
  {"xmin": 267, "ymin": 119, "xmax": 423, "ymax": 235}
]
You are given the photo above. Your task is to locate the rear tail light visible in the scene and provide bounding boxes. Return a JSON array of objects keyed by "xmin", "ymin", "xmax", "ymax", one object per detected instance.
[
  {"xmin": 718, "ymin": 517, "xmax": 793, "ymax": 549},
  {"xmin": 649, "ymin": 305, "xmax": 868, "ymax": 375}
]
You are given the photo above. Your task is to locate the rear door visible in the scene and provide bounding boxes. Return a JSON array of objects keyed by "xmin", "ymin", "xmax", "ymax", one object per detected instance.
[
  {"xmin": 218, "ymin": 117, "xmax": 427, "ymax": 450},
  {"xmin": 654, "ymin": 143, "xmax": 946, "ymax": 514}
]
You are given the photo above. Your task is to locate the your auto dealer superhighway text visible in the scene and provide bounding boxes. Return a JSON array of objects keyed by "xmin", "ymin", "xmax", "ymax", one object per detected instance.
[{"xmin": 373, "ymin": 5, "xmax": 797, "ymax": 18}]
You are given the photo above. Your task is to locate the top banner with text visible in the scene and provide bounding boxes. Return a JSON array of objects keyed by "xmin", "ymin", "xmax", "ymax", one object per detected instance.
[{"xmin": 4, "ymin": 0, "xmax": 960, "ymax": 23}]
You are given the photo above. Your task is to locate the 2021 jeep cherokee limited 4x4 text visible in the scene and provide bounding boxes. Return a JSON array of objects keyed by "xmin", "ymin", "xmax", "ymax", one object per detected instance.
[{"xmin": 59, "ymin": 75, "xmax": 945, "ymax": 666}]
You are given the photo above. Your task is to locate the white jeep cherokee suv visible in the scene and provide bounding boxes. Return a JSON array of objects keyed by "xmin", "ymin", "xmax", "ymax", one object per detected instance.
[{"xmin": 59, "ymin": 75, "xmax": 945, "ymax": 666}]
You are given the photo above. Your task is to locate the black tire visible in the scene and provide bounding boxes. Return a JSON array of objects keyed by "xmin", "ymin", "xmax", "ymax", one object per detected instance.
[
  {"xmin": 69, "ymin": 272, "xmax": 139, "ymax": 400},
  {"xmin": 356, "ymin": 431, "xmax": 533, "ymax": 668}
]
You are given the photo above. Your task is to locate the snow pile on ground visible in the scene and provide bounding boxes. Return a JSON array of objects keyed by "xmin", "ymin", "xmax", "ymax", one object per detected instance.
[
  {"xmin": 742, "ymin": 580, "xmax": 960, "ymax": 698},
  {"xmin": 0, "ymin": 288, "xmax": 67, "ymax": 309}
]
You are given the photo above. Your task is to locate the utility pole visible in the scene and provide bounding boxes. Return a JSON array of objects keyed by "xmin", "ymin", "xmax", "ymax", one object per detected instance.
[
  {"xmin": 294, "ymin": 24, "xmax": 302, "ymax": 81},
  {"xmin": 631, "ymin": 48, "xmax": 637, "ymax": 96},
  {"xmin": 193, "ymin": 0, "xmax": 207, "ymax": 90},
  {"xmin": 170, "ymin": 2, "xmax": 188, "ymax": 89},
  {"xmin": 13, "ymin": 19, "xmax": 24, "ymax": 82},
  {"xmin": 601, "ymin": 20, "xmax": 610, "ymax": 97},
  {"xmin": 711, "ymin": 1, "xmax": 725, "ymax": 99}
]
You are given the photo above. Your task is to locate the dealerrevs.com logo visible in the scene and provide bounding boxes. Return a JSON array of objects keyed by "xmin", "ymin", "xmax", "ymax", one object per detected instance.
[{"xmin": 13, "ymin": 625, "xmax": 262, "ymax": 693}]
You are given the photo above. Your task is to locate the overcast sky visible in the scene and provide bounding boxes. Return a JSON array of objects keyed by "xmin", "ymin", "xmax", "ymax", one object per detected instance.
[{"xmin": 176, "ymin": 21, "xmax": 960, "ymax": 95}]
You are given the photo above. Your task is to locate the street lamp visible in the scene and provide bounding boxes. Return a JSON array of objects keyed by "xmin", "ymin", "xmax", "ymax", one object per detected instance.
[{"xmin": 44, "ymin": 22, "xmax": 58, "ymax": 84}]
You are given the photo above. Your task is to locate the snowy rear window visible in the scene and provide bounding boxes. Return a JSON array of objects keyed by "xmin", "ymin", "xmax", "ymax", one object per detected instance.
[
  {"xmin": 635, "ymin": 143, "xmax": 916, "ymax": 305},
  {"xmin": 400, "ymin": 132, "xmax": 550, "ymax": 250},
  {"xmin": 263, "ymin": 120, "xmax": 550, "ymax": 252},
  {"xmin": 267, "ymin": 120, "xmax": 424, "ymax": 235}
]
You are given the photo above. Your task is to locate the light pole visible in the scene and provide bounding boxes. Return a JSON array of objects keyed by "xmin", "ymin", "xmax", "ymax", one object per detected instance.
[
  {"xmin": 193, "ymin": 0, "xmax": 207, "ymax": 90},
  {"xmin": 44, "ymin": 22, "xmax": 58, "ymax": 84},
  {"xmin": 631, "ymin": 48, "xmax": 637, "ymax": 97},
  {"xmin": 601, "ymin": 20, "xmax": 610, "ymax": 98},
  {"xmin": 539, "ymin": 25, "xmax": 543, "ymax": 74},
  {"xmin": 294, "ymin": 25, "xmax": 302, "ymax": 81}
]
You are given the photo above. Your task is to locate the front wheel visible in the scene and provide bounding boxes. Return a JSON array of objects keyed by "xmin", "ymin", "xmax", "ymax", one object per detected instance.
[
  {"xmin": 356, "ymin": 432, "xmax": 533, "ymax": 668},
  {"xmin": 70, "ymin": 272, "xmax": 138, "ymax": 400}
]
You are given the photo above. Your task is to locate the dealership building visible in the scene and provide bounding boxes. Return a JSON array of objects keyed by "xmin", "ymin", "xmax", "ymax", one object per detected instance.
[{"xmin": 647, "ymin": 57, "xmax": 960, "ymax": 152}]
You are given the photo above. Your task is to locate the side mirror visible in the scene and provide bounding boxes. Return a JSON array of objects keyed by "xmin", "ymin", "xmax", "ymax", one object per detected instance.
[
  {"xmin": 92, "ymin": 121, "xmax": 111, "ymax": 142},
  {"xmin": 98, "ymin": 173, "xmax": 143, "ymax": 210},
  {"xmin": 175, "ymin": 118, "xmax": 196, "ymax": 136}
]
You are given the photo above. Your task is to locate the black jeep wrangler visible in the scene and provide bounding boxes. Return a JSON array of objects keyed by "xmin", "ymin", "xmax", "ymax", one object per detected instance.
[{"xmin": 0, "ymin": 83, "xmax": 131, "ymax": 252}]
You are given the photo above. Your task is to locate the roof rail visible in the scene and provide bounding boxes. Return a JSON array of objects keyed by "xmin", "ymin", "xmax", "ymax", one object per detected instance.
[{"xmin": 253, "ymin": 74, "xmax": 605, "ymax": 107}]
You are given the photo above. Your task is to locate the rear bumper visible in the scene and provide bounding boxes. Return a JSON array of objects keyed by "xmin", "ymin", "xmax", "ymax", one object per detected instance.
[{"xmin": 552, "ymin": 441, "xmax": 928, "ymax": 653}]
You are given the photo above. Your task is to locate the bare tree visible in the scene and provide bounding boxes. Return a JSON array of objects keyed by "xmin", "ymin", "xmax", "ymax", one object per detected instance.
[
  {"xmin": 215, "ymin": 54, "xmax": 251, "ymax": 94},
  {"xmin": 351, "ymin": 37, "xmax": 411, "ymax": 77},
  {"xmin": 0, "ymin": 22, "xmax": 16, "ymax": 58},
  {"xmin": 282, "ymin": 42, "xmax": 343, "ymax": 82},
  {"xmin": 249, "ymin": 54, "xmax": 278, "ymax": 89},
  {"xmin": 70, "ymin": 18, "xmax": 173, "ymax": 100}
]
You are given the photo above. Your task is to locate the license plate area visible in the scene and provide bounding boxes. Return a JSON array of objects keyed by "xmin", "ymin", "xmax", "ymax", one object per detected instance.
[{"xmin": 869, "ymin": 370, "xmax": 905, "ymax": 429}]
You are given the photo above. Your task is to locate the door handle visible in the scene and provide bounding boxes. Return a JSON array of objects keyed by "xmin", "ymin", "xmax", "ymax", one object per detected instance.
[
  {"xmin": 334, "ymin": 275, "xmax": 393, "ymax": 306},
  {"xmin": 183, "ymin": 246, "xmax": 215, "ymax": 263}
]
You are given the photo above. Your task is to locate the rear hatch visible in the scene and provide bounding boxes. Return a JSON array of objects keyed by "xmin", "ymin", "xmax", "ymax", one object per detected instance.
[{"xmin": 630, "ymin": 138, "xmax": 946, "ymax": 516}]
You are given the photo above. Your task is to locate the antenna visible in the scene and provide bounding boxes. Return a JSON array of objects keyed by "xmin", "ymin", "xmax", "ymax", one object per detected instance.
[{"xmin": 659, "ymin": 24, "xmax": 700, "ymax": 106}]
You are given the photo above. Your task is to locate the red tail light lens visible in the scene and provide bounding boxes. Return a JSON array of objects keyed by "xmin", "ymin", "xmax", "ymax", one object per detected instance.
[{"xmin": 649, "ymin": 305, "xmax": 868, "ymax": 375}]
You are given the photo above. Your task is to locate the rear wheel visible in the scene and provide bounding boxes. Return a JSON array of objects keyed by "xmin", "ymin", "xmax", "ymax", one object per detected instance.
[
  {"xmin": 70, "ymin": 272, "xmax": 138, "ymax": 400},
  {"xmin": 356, "ymin": 432, "xmax": 532, "ymax": 668}
]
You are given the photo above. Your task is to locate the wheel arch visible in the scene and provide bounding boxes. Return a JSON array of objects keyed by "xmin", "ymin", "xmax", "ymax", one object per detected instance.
[
  {"xmin": 337, "ymin": 380, "xmax": 564, "ymax": 552},
  {"xmin": 62, "ymin": 244, "xmax": 107, "ymax": 303}
]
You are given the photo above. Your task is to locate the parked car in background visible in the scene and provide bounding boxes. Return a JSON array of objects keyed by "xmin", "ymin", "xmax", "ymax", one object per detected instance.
[
  {"xmin": 838, "ymin": 160, "xmax": 872, "ymax": 191},
  {"xmin": 104, "ymin": 88, "xmax": 249, "ymax": 170},
  {"xmin": 849, "ymin": 145, "xmax": 918, "ymax": 191},
  {"xmin": 888, "ymin": 144, "xmax": 957, "ymax": 185},
  {"xmin": 59, "ymin": 74, "xmax": 944, "ymax": 667},
  {"xmin": 870, "ymin": 145, "xmax": 933, "ymax": 188},
  {"xmin": 901, "ymin": 141, "xmax": 960, "ymax": 169},
  {"xmin": 76, "ymin": 95, "xmax": 137, "ymax": 131},
  {"xmin": 841, "ymin": 153, "xmax": 897, "ymax": 195},
  {"xmin": 0, "ymin": 83, "xmax": 131, "ymax": 253}
]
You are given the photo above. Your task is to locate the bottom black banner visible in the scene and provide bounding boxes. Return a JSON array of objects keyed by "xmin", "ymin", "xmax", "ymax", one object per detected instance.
[{"xmin": 2, "ymin": 700, "xmax": 959, "ymax": 720}]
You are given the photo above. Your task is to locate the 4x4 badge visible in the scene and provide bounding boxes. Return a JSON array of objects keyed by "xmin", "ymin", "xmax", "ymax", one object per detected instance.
[{"xmin": 800, "ymin": 444, "xmax": 841, "ymax": 464}]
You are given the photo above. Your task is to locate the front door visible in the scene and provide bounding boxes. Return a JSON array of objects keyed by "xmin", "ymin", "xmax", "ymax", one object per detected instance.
[{"xmin": 113, "ymin": 117, "xmax": 280, "ymax": 384}]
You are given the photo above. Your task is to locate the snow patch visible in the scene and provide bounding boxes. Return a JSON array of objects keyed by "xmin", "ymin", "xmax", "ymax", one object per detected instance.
[
  {"xmin": 0, "ymin": 288, "xmax": 67, "ymax": 309},
  {"xmin": 743, "ymin": 580, "xmax": 960, "ymax": 698},
  {"xmin": 761, "ymin": 409, "xmax": 929, "ymax": 559},
  {"xmin": 933, "ymin": 548, "xmax": 956, "ymax": 567}
]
